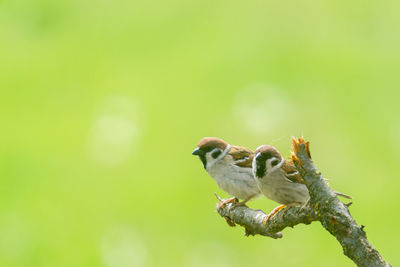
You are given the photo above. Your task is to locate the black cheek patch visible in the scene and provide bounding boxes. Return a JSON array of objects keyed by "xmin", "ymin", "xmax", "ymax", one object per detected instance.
[
  {"xmin": 211, "ymin": 150, "xmax": 222, "ymax": 159},
  {"xmin": 199, "ymin": 155, "xmax": 207, "ymax": 169},
  {"xmin": 255, "ymin": 157, "xmax": 266, "ymax": 178},
  {"xmin": 271, "ymin": 158, "xmax": 279, "ymax": 167}
]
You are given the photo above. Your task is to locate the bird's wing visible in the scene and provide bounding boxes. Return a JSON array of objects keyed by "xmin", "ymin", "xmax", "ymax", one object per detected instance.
[
  {"xmin": 229, "ymin": 145, "xmax": 254, "ymax": 168},
  {"xmin": 282, "ymin": 161, "xmax": 304, "ymax": 183}
]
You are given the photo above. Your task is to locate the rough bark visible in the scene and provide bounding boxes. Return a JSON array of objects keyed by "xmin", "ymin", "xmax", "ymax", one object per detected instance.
[
  {"xmin": 216, "ymin": 201, "xmax": 318, "ymax": 239},
  {"xmin": 216, "ymin": 137, "xmax": 390, "ymax": 267}
]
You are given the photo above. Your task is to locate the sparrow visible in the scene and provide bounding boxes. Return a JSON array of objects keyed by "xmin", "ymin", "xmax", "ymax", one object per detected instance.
[
  {"xmin": 252, "ymin": 144, "xmax": 351, "ymax": 224},
  {"xmin": 192, "ymin": 137, "xmax": 260, "ymax": 207}
]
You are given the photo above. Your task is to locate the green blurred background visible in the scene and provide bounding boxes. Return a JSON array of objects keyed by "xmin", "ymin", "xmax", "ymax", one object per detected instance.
[{"xmin": 1, "ymin": 0, "xmax": 399, "ymax": 266}]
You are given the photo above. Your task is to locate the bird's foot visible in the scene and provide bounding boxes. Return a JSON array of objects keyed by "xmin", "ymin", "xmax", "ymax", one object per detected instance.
[
  {"xmin": 214, "ymin": 193, "xmax": 238, "ymax": 209},
  {"xmin": 228, "ymin": 195, "xmax": 257, "ymax": 210},
  {"xmin": 262, "ymin": 204, "xmax": 286, "ymax": 226},
  {"xmin": 218, "ymin": 197, "xmax": 238, "ymax": 209},
  {"xmin": 226, "ymin": 200, "xmax": 248, "ymax": 211}
]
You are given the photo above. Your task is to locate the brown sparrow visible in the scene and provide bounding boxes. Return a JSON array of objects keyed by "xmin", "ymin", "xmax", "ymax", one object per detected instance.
[
  {"xmin": 192, "ymin": 137, "xmax": 260, "ymax": 207},
  {"xmin": 252, "ymin": 144, "xmax": 351, "ymax": 224}
]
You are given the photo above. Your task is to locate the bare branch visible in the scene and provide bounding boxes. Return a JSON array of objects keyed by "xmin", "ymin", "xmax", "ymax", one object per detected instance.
[
  {"xmin": 291, "ymin": 137, "xmax": 390, "ymax": 267},
  {"xmin": 215, "ymin": 137, "xmax": 390, "ymax": 267}
]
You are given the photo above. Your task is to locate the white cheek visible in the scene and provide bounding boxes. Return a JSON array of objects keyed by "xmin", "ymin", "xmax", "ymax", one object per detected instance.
[
  {"xmin": 205, "ymin": 153, "xmax": 212, "ymax": 162},
  {"xmin": 251, "ymin": 159, "xmax": 257, "ymax": 175},
  {"xmin": 205, "ymin": 153, "xmax": 215, "ymax": 168},
  {"xmin": 266, "ymin": 159, "xmax": 273, "ymax": 171}
]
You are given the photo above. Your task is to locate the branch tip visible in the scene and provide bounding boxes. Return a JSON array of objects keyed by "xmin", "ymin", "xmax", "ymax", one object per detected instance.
[{"xmin": 214, "ymin": 192, "xmax": 222, "ymax": 201}]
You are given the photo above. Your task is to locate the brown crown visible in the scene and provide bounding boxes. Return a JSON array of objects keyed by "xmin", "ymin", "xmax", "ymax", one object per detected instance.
[
  {"xmin": 255, "ymin": 145, "xmax": 283, "ymax": 160},
  {"xmin": 197, "ymin": 137, "xmax": 229, "ymax": 150}
]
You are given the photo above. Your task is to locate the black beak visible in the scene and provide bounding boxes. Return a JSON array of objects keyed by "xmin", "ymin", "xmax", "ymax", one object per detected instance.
[{"xmin": 192, "ymin": 148, "xmax": 203, "ymax": 156}]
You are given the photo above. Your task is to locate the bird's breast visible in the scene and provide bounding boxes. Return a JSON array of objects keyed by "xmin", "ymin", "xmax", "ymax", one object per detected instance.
[
  {"xmin": 207, "ymin": 162, "xmax": 260, "ymax": 199},
  {"xmin": 256, "ymin": 170, "xmax": 309, "ymax": 205}
]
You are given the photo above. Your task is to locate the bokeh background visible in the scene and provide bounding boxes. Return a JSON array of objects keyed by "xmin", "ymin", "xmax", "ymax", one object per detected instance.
[{"xmin": 1, "ymin": 0, "xmax": 399, "ymax": 266}]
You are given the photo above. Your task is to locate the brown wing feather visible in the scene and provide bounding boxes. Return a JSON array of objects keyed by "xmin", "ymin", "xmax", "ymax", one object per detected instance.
[
  {"xmin": 229, "ymin": 145, "xmax": 254, "ymax": 168},
  {"xmin": 282, "ymin": 161, "xmax": 304, "ymax": 183}
]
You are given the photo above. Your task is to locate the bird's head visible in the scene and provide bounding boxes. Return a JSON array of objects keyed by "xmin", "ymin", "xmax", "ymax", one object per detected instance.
[
  {"xmin": 253, "ymin": 145, "xmax": 284, "ymax": 178},
  {"xmin": 192, "ymin": 137, "xmax": 229, "ymax": 169}
]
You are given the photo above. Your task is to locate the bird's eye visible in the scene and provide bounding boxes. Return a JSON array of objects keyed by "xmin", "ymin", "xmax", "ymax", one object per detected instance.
[
  {"xmin": 271, "ymin": 159, "xmax": 279, "ymax": 167},
  {"xmin": 212, "ymin": 150, "xmax": 222, "ymax": 159}
]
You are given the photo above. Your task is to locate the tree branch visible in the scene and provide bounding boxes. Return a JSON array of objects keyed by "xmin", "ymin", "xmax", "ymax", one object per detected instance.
[
  {"xmin": 215, "ymin": 137, "xmax": 390, "ymax": 267},
  {"xmin": 216, "ymin": 201, "xmax": 318, "ymax": 239}
]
